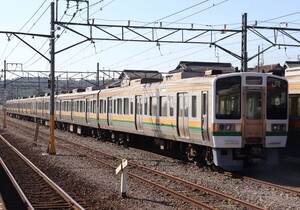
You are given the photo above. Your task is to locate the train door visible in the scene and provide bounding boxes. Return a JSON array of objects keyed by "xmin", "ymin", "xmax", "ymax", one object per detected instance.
[
  {"xmin": 107, "ymin": 97, "xmax": 113, "ymax": 128},
  {"xmin": 177, "ymin": 93, "xmax": 190, "ymax": 138},
  {"xmin": 243, "ymin": 90, "xmax": 264, "ymax": 143},
  {"xmin": 201, "ymin": 91, "xmax": 209, "ymax": 140},
  {"xmin": 135, "ymin": 95, "xmax": 143, "ymax": 131}
]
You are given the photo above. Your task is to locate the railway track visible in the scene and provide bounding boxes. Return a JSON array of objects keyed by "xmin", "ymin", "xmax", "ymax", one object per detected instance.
[
  {"xmin": 4, "ymin": 117, "xmax": 300, "ymax": 209},
  {"xmin": 0, "ymin": 134, "xmax": 84, "ymax": 210},
  {"xmin": 7, "ymin": 119, "xmax": 268, "ymax": 209}
]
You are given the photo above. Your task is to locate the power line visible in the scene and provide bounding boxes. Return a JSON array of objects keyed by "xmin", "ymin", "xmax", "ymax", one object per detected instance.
[{"xmin": 2, "ymin": 2, "xmax": 50, "ymax": 65}]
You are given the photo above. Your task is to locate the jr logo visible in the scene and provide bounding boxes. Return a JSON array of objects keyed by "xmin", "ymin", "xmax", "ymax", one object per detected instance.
[{"xmin": 272, "ymin": 81, "xmax": 281, "ymax": 88}]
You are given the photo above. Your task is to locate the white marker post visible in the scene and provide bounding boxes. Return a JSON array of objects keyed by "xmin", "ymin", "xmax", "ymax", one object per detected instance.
[{"xmin": 115, "ymin": 159, "xmax": 128, "ymax": 198}]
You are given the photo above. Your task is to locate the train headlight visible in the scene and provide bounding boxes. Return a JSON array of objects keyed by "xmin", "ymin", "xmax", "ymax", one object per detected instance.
[
  {"xmin": 219, "ymin": 124, "xmax": 225, "ymax": 130},
  {"xmin": 217, "ymin": 124, "xmax": 235, "ymax": 131},
  {"xmin": 226, "ymin": 124, "xmax": 232, "ymax": 131},
  {"xmin": 272, "ymin": 124, "xmax": 286, "ymax": 132},
  {"xmin": 235, "ymin": 124, "xmax": 241, "ymax": 132}
]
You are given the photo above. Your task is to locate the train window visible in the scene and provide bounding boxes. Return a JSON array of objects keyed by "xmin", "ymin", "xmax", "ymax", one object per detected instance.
[
  {"xmin": 71, "ymin": 100, "xmax": 75, "ymax": 112},
  {"xmin": 150, "ymin": 97, "xmax": 157, "ymax": 116},
  {"xmin": 267, "ymin": 77, "xmax": 288, "ymax": 119},
  {"xmin": 69, "ymin": 101, "xmax": 72, "ymax": 112},
  {"xmin": 79, "ymin": 101, "xmax": 83, "ymax": 112},
  {"xmin": 114, "ymin": 99, "xmax": 116, "ymax": 114},
  {"xmin": 184, "ymin": 95, "xmax": 188, "ymax": 117},
  {"xmin": 117, "ymin": 98, "xmax": 122, "ymax": 114},
  {"xmin": 246, "ymin": 76, "xmax": 262, "ymax": 85},
  {"xmin": 86, "ymin": 100, "xmax": 90, "ymax": 113},
  {"xmin": 192, "ymin": 95, "xmax": 197, "ymax": 118},
  {"xmin": 144, "ymin": 98, "xmax": 148, "ymax": 115},
  {"xmin": 130, "ymin": 98, "xmax": 133, "ymax": 114},
  {"xmin": 104, "ymin": 100, "xmax": 107, "ymax": 113},
  {"xmin": 216, "ymin": 76, "xmax": 241, "ymax": 119},
  {"xmin": 93, "ymin": 100, "xmax": 96, "ymax": 113},
  {"xmin": 289, "ymin": 96, "xmax": 300, "ymax": 118},
  {"xmin": 169, "ymin": 96, "xmax": 174, "ymax": 117},
  {"xmin": 45, "ymin": 102, "xmax": 49, "ymax": 111},
  {"xmin": 67, "ymin": 101, "xmax": 69, "ymax": 111},
  {"xmin": 246, "ymin": 92, "xmax": 262, "ymax": 119},
  {"xmin": 124, "ymin": 98, "xmax": 129, "ymax": 115},
  {"xmin": 76, "ymin": 101, "xmax": 79, "ymax": 112},
  {"xmin": 160, "ymin": 96, "xmax": 168, "ymax": 116},
  {"xmin": 99, "ymin": 99, "xmax": 103, "ymax": 113}
]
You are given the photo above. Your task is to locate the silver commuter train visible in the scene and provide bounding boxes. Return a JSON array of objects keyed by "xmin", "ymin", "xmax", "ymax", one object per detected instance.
[{"xmin": 6, "ymin": 71, "xmax": 289, "ymax": 170}]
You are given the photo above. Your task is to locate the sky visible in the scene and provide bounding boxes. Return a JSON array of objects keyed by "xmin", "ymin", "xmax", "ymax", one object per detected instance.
[{"xmin": 0, "ymin": 0, "xmax": 300, "ymax": 81}]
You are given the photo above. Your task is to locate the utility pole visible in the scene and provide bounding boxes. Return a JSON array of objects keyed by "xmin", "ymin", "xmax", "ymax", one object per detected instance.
[
  {"xmin": 48, "ymin": 1, "xmax": 56, "ymax": 154},
  {"xmin": 241, "ymin": 13, "xmax": 248, "ymax": 72},
  {"xmin": 3, "ymin": 60, "xmax": 7, "ymax": 128},
  {"xmin": 257, "ymin": 46, "xmax": 260, "ymax": 72},
  {"xmin": 97, "ymin": 63, "xmax": 100, "ymax": 86}
]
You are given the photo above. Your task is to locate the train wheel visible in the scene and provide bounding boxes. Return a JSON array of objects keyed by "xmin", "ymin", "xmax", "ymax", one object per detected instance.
[
  {"xmin": 205, "ymin": 148, "xmax": 214, "ymax": 166},
  {"xmin": 96, "ymin": 129, "xmax": 101, "ymax": 141},
  {"xmin": 186, "ymin": 144, "xmax": 198, "ymax": 162}
]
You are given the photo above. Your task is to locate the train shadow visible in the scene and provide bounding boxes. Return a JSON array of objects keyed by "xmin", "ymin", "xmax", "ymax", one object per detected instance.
[{"xmin": 236, "ymin": 158, "xmax": 300, "ymax": 188}]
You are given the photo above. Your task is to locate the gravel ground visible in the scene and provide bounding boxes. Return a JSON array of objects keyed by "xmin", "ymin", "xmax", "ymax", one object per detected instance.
[{"xmin": 1, "ymin": 116, "xmax": 300, "ymax": 209}]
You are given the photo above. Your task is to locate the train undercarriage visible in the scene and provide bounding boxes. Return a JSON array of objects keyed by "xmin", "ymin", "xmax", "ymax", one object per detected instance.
[{"xmin": 7, "ymin": 113, "xmax": 280, "ymax": 171}]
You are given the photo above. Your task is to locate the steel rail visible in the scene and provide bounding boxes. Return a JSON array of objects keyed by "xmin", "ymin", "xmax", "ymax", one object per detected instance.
[
  {"xmin": 0, "ymin": 135, "xmax": 85, "ymax": 210},
  {"xmin": 57, "ymin": 143, "xmax": 216, "ymax": 210},
  {"xmin": 58, "ymin": 139, "xmax": 265, "ymax": 209},
  {"xmin": 0, "ymin": 158, "xmax": 34, "ymax": 210}
]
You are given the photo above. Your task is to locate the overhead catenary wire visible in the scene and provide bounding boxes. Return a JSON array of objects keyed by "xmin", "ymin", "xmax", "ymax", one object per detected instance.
[
  {"xmin": 57, "ymin": 0, "xmax": 228, "ymax": 70},
  {"xmin": 0, "ymin": 1, "xmax": 49, "ymax": 66}
]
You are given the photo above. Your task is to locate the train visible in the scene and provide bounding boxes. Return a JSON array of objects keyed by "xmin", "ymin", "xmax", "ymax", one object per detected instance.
[
  {"xmin": 285, "ymin": 67, "xmax": 300, "ymax": 158},
  {"xmin": 6, "ymin": 70, "xmax": 289, "ymax": 171}
]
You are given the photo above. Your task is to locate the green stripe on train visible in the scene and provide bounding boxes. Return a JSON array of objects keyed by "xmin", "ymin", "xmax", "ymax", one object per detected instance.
[
  {"xmin": 265, "ymin": 132, "xmax": 287, "ymax": 136},
  {"xmin": 100, "ymin": 118, "xmax": 201, "ymax": 130},
  {"xmin": 212, "ymin": 132, "xmax": 242, "ymax": 136}
]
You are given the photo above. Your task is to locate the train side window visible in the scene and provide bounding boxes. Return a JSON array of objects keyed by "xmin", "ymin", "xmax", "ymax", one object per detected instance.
[
  {"xmin": 86, "ymin": 100, "xmax": 90, "ymax": 113},
  {"xmin": 100, "ymin": 99, "xmax": 103, "ymax": 114},
  {"xmin": 104, "ymin": 100, "xmax": 107, "ymax": 113},
  {"xmin": 150, "ymin": 97, "xmax": 152, "ymax": 115},
  {"xmin": 169, "ymin": 96, "xmax": 174, "ymax": 117},
  {"xmin": 71, "ymin": 100, "xmax": 74, "ymax": 112},
  {"xmin": 70, "ymin": 101, "xmax": 73, "ymax": 112},
  {"xmin": 92, "ymin": 100, "xmax": 96, "ymax": 113},
  {"xmin": 202, "ymin": 93, "xmax": 207, "ymax": 115},
  {"xmin": 114, "ymin": 99, "xmax": 116, "ymax": 114},
  {"xmin": 117, "ymin": 98, "xmax": 122, "ymax": 114},
  {"xmin": 160, "ymin": 96, "xmax": 168, "ymax": 116},
  {"xmin": 150, "ymin": 97, "xmax": 157, "ymax": 116},
  {"xmin": 130, "ymin": 98, "xmax": 133, "ymax": 114},
  {"xmin": 184, "ymin": 95, "xmax": 189, "ymax": 117},
  {"xmin": 144, "ymin": 98, "xmax": 148, "ymax": 115},
  {"xmin": 289, "ymin": 96, "xmax": 300, "ymax": 118},
  {"xmin": 124, "ymin": 98, "xmax": 129, "ymax": 115},
  {"xmin": 191, "ymin": 95, "xmax": 197, "ymax": 118},
  {"xmin": 76, "ymin": 101, "xmax": 79, "ymax": 112}
]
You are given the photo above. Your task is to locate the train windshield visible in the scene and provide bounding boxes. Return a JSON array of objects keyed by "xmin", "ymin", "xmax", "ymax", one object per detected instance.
[
  {"xmin": 215, "ymin": 76, "xmax": 241, "ymax": 119},
  {"xmin": 267, "ymin": 77, "xmax": 288, "ymax": 119}
]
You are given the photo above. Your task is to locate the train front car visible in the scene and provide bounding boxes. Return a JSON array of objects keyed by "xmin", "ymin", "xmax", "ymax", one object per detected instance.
[{"xmin": 211, "ymin": 73, "xmax": 288, "ymax": 170}]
